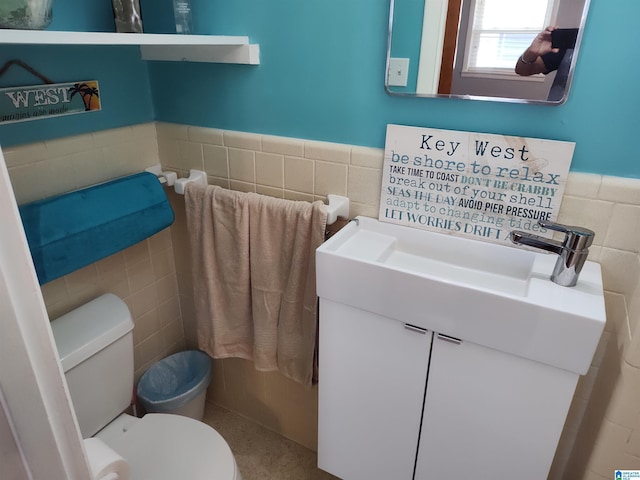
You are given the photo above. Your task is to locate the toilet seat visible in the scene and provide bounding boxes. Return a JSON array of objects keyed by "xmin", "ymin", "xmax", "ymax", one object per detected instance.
[{"xmin": 96, "ymin": 413, "xmax": 241, "ymax": 480}]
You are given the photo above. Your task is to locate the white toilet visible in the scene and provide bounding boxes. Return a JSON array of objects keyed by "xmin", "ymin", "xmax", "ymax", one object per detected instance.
[{"xmin": 50, "ymin": 293, "xmax": 241, "ymax": 480}]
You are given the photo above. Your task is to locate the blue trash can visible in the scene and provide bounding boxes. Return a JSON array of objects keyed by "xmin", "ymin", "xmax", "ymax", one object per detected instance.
[{"xmin": 137, "ymin": 350, "xmax": 212, "ymax": 420}]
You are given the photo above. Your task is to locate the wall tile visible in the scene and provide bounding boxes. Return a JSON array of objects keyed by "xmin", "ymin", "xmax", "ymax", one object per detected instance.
[
  {"xmin": 148, "ymin": 228, "xmax": 173, "ymax": 253},
  {"xmin": 627, "ymin": 329, "xmax": 640, "ymax": 369},
  {"xmin": 262, "ymin": 135, "xmax": 304, "ymax": 157},
  {"xmin": 224, "ymin": 131, "xmax": 262, "ymax": 151},
  {"xmin": 229, "ymin": 180, "xmax": 256, "ymax": 193},
  {"xmin": 600, "ymin": 177, "xmax": 640, "ymax": 205},
  {"xmin": 156, "ymin": 122, "xmax": 188, "ymax": 141},
  {"xmin": 585, "ymin": 419, "xmax": 635, "ymax": 476},
  {"xmin": 556, "ymin": 196, "xmax": 614, "ymax": 247},
  {"xmin": 134, "ymin": 332, "xmax": 164, "ymax": 372},
  {"xmin": 256, "ymin": 185, "xmax": 284, "ymax": 198},
  {"xmin": 605, "ymin": 204, "xmax": 640, "ymax": 253},
  {"xmin": 8, "ymin": 161, "xmax": 52, "ymax": 204},
  {"xmin": 40, "ymin": 277, "xmax": 69, "ymax": 307},
  {"xmin": 203, "ymin": 145, "xmax": 229, "ymax": 178},
  {"xmin": 351, "ymin": 146, "xmax": 384, "ymax": 169},
  {"xmin": 574, "ymin": 366, "xmax": 600, "ymax": 401},
  {"xmin": 604, "ymin": 292, "xmax": 630, "ymax": 358},
  {"xmin": 45, "ymin": 134, "xmax": 94, "ymax": 157},
  {"xmin": 241, "ymin": 364, "xmax": 269, "ymax": 424},
  {"xmin": 151, "ymin": 248, "xmax": 176, "ymax": 279},
  {"xmin": 188, "ymin": 126, "xmax": 224, "ymax": 145},
  {"xmin": 95, "ymin": 251, "xmax": 126, "ymax": 276},
  {"xmin": 100, "ymin": 139, "xmax": 157, "ymax": 178},
  {"xmin": 284, "ymin": 156, "xmax": 314, "ymax": 194},
  {"xmin": 132, "ymin": 123, "xmax": 158, "ymax": 141},
  {"xmin": 228, "ymin": 148, "xmax": 255, "ymax": 183},
  {"xmin": 127, "ymin": 259, "xmax": 155, "ymax": 293},
  {"xmin": 2, "ymin": 142, "xmax": 48, "ymax": 168},
  {"xmin": 304, "ymin": 140, "xmax": 350, "ymax": 164},
  {"xmin": 133, "ymin": 308, "xmax": 161, "ymax": 346},
  {"xmin": 599, "ymin": 248, "xmax": 640, "ymax": 296},
  {"xmin": 582, "ymin": 470, "xmax": 609, "ymax": 480},
  {"xmin": 603, "ymin": 359, "xmax": 640, "ymax": 428},
  {"xmin": 65, "ymin": 264, "xmax": 99, "ymax": 299},
  {"xmin": 208, "ymin": 175, "xmax": 230, "ymax": 189},
  {"xmin": 284, "ymin": 190, "xmax": 314, "ymax": 203},
  {"xmin": 178, "ymin": 140, "xmax": 204, "ymax": 171},
  {"xmin": 157, "ymin": 296, "xmax": 181, "ymax": 327},
  {"xmin": 628, "ymin": 268, "xmax": 640, "ymax": 339},
  {"xmin": 157, "ymin": 136, "xmax": 181, "ymax": 171},
  {"xmin": 255, "ymin": 152, "xmax": 284, "ymax": 188},
  {"xmin": 351, "ymin": 202, "xmax": 380, "ymax": 219},
  {"xmin": 124, "ymin": 241, "xmax": 150, "ymax": 268},
  {"xmin": 180, "ymin": 294, "xmax": 197, "ymax": 347},
  {"xmin": 91, "ymin": 126, "xmax": 136, "ymax": 148},
  {"xmin": 564, "ymin": 172, "xmax": 602, "ymax": 198},
  {"xmin": 591, "ymin": 332, "xmax": 612, "ymax": 369},
  {"xmin": 315, "ymin": 161, "xmax": 347, "ymax": 196},
  {"xmin": 70, "ymin": 148, "xmax": 110, "ymax": 188},
  {"xmin": 161, "ymin": 318, "xmax": 184, "ymax": 350},
  {"xmin": 348, "ymin": 166, "xmax": 383, "ymax": 206},
  {"xmin": 155, "ymin": 273, "xmax": 178, "ymax": 302},
  {"xmin": 128, "ymin": 284, "xmax": 159, "ymax": 319},
  {"xmin": 627, "ymin": 413, "xmax": 640, "ymax": 457}
]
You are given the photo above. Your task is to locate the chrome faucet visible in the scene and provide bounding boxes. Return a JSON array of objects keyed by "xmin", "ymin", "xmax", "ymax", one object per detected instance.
[{"xmin": 509, "ymin": 220, "xmax": 595, "ymax": 287}]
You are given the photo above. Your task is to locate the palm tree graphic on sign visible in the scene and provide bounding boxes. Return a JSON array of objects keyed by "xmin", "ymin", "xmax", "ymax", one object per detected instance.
[{"xmin": 69, "ymin": 83, "xmax": 100, "ymax": 111}]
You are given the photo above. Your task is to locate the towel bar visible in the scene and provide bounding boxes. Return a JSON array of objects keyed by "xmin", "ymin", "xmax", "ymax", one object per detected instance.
[
  {"xmin": 174, "ymin": 170, "xmax": 207, "ymax": 194},
  {"xmin": 146, "ymin": 166, "xmax": 349, "ymax": 225},
  {"xmin": 145, "ymin": 165, "xmax": 177, "ymax": 187}
]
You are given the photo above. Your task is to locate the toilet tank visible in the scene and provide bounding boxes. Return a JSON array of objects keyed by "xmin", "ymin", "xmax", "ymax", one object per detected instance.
[{"xmin": 50, "ymin": 293, "xmax": 135, "ymax": 438}]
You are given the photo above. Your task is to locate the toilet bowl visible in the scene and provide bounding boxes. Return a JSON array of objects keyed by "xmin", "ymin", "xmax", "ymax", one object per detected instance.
[
  {"xmin": 50, "ymin": 293, "xmax": 241, "ymax": 480},
  {"xmin": 96, "ymin": 413, "xmax": 240, "ymax": 480}
]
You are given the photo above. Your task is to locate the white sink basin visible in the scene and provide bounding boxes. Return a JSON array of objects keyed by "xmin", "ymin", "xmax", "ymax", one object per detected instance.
[{"xmin": 316, "ymin": 216, "xmax": 606, "ymax": 375}]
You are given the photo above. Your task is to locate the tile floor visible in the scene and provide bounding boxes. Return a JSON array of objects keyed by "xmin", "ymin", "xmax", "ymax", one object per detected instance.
[{"xmin": 203, "ymin": 402, "xmax": 339, "ymax": 480}]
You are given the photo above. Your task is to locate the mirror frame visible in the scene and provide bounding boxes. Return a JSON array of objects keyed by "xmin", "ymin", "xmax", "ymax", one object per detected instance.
[{"xmin": 385, "ymin": 0, "xmax": 591, "ymax": 105}]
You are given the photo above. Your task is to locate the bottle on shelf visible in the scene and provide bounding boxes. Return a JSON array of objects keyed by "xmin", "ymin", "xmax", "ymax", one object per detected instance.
[{"xmin": 172, "ymin": 0, "xmax": 192, "ymax": 35}]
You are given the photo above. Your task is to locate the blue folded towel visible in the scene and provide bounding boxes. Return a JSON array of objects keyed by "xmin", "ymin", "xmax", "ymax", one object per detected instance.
[{"xmin": 19, "ymin": 172, "xmax": 174, "ymax": 285}]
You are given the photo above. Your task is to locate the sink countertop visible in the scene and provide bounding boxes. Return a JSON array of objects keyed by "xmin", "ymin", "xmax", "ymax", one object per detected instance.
[{"xmin": 317, "ymin": 216, "xmax": 606, "ymax": 375}]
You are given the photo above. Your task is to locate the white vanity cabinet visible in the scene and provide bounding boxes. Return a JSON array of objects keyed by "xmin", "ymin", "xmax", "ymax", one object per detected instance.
[
  {"xmin": 414, "ymin": 333, "xmax": 578, "ymax": 479},
  {"xmin": 318, "ymin": 300, "xmax": 432, "ymax": 480},
  {"xmin": 318, "ymin": 298, "xmax": 579, "ymax": 479},
  {"xmin": 315, "ymin": 217, "xmax": 605, "ymax": 480}
]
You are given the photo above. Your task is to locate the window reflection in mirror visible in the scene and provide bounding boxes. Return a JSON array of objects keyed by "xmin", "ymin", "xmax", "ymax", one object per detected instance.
[{"xmin": 386, "ymin": 0, "xmax": 590, "ymax": 104}]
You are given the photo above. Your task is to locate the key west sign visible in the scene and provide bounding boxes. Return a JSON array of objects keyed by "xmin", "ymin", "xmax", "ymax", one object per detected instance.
[
  {"xmin": 379, "ymin": 124, "xmax": 575, "ymax": 247},
  {"xmin": 0, "ymin": 81, "xmax": 101, "ymax": 124}
]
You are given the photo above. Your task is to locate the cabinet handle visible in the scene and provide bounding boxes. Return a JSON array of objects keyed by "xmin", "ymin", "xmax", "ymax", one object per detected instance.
[
  {"xmin": 437, "ymin": 333, "xmax": 462, "ymax": 345},
  {"xmin": 404, "ymin": 323, "xmax": 427, "ymax": 334}
]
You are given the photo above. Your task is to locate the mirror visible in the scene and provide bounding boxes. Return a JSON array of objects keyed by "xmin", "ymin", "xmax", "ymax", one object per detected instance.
[{"xmin": 386, "ymin": 0, "xmax": 590, "ymax": 104}]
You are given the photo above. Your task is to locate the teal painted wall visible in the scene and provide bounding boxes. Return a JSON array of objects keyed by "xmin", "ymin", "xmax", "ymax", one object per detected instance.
[
  {"xmin": 0, "ymin": 45, "xmax": 154, "ymax": 145},
  {"xmin": 0, "ymin": 0, "xmax": 639, "ymax": 178},
  {"xmin": 147, "ymin": 0, "xmax": 640, "ymax": 178}
]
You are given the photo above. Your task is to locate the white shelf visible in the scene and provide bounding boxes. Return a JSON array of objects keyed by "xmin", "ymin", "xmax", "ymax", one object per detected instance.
[{"xmin": 0, "ymin": 30, "xmax": 260, "ymax": 64}]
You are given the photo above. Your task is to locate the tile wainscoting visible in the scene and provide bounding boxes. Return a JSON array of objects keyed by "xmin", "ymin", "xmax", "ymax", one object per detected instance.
[
  {"xmin": 2, "ymin": 124, "xmax": 185, "ymax": 381},
  {"xmin": 2, "ymin": 122, "xmax": 639, "ymax": 478}
]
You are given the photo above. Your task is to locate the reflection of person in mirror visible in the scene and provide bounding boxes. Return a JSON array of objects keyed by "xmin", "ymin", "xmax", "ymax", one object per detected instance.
[{"xmin": 515, "ymin": 26, "xmax": 575, "ymax": 102}]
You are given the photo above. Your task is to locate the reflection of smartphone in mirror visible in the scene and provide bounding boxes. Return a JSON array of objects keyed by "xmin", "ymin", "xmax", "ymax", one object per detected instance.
[{"xmin": 551, "ymin": 28, "xmax": 578, "ymax": 49}]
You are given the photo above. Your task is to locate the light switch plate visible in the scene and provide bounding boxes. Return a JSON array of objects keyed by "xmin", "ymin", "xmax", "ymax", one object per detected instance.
[{"xmin": 387, "ymin": 57, "xmax": 410, "ymax": 87}]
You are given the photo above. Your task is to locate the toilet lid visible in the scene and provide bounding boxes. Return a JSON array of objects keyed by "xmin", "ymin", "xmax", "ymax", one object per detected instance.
[{"xmin": 97, "ymin": 414, "xmax": 237, "ymax": 480}]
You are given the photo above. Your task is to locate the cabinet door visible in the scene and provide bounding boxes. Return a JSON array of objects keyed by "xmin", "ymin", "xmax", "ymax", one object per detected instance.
[
  {"xmin": 415, "ymin": 335, "xmax": 578, "ymax": 479},
  {"xmin": 318, "ymin": 300, "xmax": 432, "ymax": 480}
]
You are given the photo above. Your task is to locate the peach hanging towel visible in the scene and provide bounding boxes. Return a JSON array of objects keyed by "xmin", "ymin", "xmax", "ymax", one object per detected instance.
[{"xmin": 184, "ymin": 183, "xmax": 327, "ymax": 386}]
